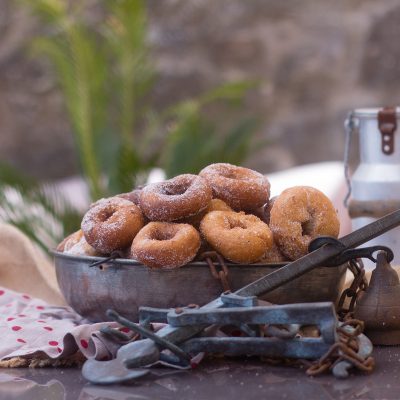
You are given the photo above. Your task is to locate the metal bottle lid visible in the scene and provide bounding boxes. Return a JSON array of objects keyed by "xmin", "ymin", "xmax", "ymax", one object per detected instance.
[{"xmin": 354, "ymin": 107, "xmax": 400, "ymax": 118}]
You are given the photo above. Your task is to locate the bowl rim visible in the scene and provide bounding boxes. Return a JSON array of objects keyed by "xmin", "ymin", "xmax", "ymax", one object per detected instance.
[{"xmin": 50, "ymin": 249, "xmax": 289, "ymax": 269}]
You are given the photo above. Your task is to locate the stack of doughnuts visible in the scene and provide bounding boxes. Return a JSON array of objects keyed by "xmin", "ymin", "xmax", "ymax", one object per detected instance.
[{"xmin": 58, "ymin": 163, "xmax": 340, "ymax": 269}]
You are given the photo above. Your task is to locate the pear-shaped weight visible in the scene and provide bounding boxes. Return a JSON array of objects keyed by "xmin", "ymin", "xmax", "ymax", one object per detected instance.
[{"xmin": 354, "ymin": 250, "xmax": 400, "ymax": 345}]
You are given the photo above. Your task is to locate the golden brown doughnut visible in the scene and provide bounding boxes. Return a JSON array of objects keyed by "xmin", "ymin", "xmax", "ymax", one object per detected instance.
[
  {"xmin": 81, "ymin": 197, "xmax": 144, "ymax": 254},
  {"xmin": 178, "ymin": 198, "xmax": 233, "ymax": 228},
  {"xmin": 207, "ymin": 198, "xmax": 233, "ymax": 213},
  {"xmin": 199, "ymin": 163, "xmax": 270, "ymax": 211},
  {"xmin": 65, "ymin": 235, "xmax": 100, "ymax": 257},
  {"xmin": 200, "ymin": 211, "xmax": 273, "ymax": 263},
  {"xmin": 252, "ymin": 196, "xmax": 277, "ymax": 224},
  {"xmin": 117, "ymin": 189, "xmax": 142, "ymax": 205},
  {"xmin": 57, "ymin": 229, "xmax": 83, "ymax": 252},
  {"xmin": 131, "ymin": 222, "xmax": 201, "ymax": 269},
  {"xmin": 269, "ymin": 186, "xmax": 340, "ymax": 261},
  {"xmin": 257, "ymin": 240, "xmax": 288, "ymax": 264},
  {"xmin": 139, "ymin": 174, "xmax": 212, "ymax": 222}
]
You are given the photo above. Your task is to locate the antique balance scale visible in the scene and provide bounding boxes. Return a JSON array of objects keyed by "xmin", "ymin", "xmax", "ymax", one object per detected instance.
[{"xmin": 59, "ymin": 107, "xmax": 400, "ymax": 385}]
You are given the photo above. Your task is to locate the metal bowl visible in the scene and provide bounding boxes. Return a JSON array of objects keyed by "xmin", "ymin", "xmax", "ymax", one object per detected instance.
[{"xmin": 52, "ymin": 251, "xmax": 347, "ymax": 322}]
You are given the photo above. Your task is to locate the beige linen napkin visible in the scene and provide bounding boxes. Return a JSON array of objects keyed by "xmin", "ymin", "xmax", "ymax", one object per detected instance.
[{"xmin": 0, "ymin": 223, "xmax": 65, "ymax": 305}]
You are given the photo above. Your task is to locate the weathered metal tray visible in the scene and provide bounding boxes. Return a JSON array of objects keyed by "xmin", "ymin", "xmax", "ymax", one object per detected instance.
[{"xmin": 52, "ymin": 251, "xmax": 347, "ymax": 322}]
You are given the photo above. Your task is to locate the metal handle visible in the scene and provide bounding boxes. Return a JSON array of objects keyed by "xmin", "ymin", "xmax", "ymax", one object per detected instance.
[
  {"xmin": 343, "ymin": 111, "xmax": 359, "ymax": 208},
  {"xmin": 349, "ymin": 199, "xmax": 400, "ymax": 218}
]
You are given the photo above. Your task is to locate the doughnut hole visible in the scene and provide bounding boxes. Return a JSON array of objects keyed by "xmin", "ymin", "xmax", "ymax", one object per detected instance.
[{"xmin": 301, "ymin": 218, "xmax": 315, "ymax": 237}]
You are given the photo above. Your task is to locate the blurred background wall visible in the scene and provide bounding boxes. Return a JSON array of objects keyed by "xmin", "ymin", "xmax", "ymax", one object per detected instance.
[{"xmin": 1, "ymin": 0, "xmax": 400, "ymax": 180}]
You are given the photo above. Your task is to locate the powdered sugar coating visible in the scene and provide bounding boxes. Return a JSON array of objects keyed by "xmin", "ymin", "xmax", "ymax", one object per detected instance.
[
  {"xmin": 117, "ymin": 189, "xmax": 142, "ymax": 205},
  {"xmin": 65, "ymin": 235, "xmax": 100, "ymax": 257},
  {"xmin": 131, "ymin": 222, "xmax": 201, "ymax": 269},
  {"xmin": 178, "ymin": 198, "xmax": 233, "ymax": 228},
  {"xmin": 57, "ymin": 230, "xmax": 83, "ymax": 252},
  {"xmin": 252, "ymin": 196, "xmax": 276, "ymax": 224},
  {"xmin": 81, "ymin": 197, "xmax": 144, "ymax": 254},
  {"xmin": 199, "ymin": 163, "xmax": 270, "ymax": 211},
  {"xmin": 269, "ymin": 186, "xmax": 340, "ymax": 261},
  {"xmin": 139, "ymin": 174, "xmax": 212, "ymax": 221},
  {"xmin": 257, "ymin": 240, "xmax": 288, "ymax": 263},
  {"xmin": 200, "ymin": 210, "xmax": 273, "ymax": 263}
]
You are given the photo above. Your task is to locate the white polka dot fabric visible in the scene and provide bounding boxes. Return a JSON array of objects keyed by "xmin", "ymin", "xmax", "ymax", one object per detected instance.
[{"xmin": 0, "ymin": 287, "xmax": 133, "ymax": 362}]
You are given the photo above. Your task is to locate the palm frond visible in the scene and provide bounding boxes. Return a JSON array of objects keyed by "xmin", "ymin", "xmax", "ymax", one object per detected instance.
[
  {"xmin": 0, "ymin": 163, "xmax": 81, "ymax": 251},
  {"xmin": 28, "ymin": 0, "xmax": 108, "ymax": 200},
  {"xmin": 161, "ymin": 83, "xmax": 260, "ymax": 177}
]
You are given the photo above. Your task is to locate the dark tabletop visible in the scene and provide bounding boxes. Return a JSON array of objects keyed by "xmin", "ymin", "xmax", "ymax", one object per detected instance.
[{"xmin": 0, "ymin": 347, "xmax": 398, "ymax": 400}]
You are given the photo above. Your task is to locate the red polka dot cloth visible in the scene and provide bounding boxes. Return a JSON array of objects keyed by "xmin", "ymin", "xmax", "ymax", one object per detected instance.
[{"xmin": 0, "ymin": 287, "xmax": 135, "ymax": 362}]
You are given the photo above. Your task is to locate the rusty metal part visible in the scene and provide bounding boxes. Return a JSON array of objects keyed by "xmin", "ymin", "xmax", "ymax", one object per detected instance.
[
  {"xmin": 201, "ymin": 251, "xmax": 231, "ymax": 293},
  {"xmin": 263, "ymin": 324, "xmax": 300, "ymax": 339},
  {"xmin": 82, "ymin": 357, "xmax": 150, "ymax": 385},
  {"xmin": 167, "ymin": 302, "xmax": 337, "ymax": 345},
  {"xmin": 220, "ymin": 292, "xmax": 258, "ymax": 308},
  {"xmin": 139, "ymin": 307, "xmax": 170, "ymax": 324},
  {"xmin": 143, "ymin": 302, "xmax": 338, "ymax": 362},
  {"xmin": 306, "ymin": 319, "xmax": 374, "ymax": 378},
  {"xmin": 308, "ymin": 236, "xmax": 394, "ymax": 265},
  {"xmin": 354, "ymin": 251, "xmax": 400, "ymax": 345},
  {"xmin": 106, "ymin": 310, "xmax": 192, "ymax": 366},
  {"xmin": 378, "ymin": 106, "xmax": 397, "ymax": 155},
  {"xmin": 337, "ymin": 259, "xmax": 368, "ymax": 319},
  {"xmin": 89, "ymin": 251, "xmax": 123, "ymax": 268},
  {"xmin": 348, "ymin": 199, "xmax": 400, "ymax": 219},
  {"xmin": 100, "ymin": 326, "xmax": 131, "ymax": 342}
]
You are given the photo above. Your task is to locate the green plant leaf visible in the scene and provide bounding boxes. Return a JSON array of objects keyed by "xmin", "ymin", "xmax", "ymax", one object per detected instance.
[
  {"xmin": 0, "ymin": 163, "xmax": 81, "ymax": 250},
  {"xmin": 199, "ymin": 80, "xmax": 258, "ymax": 106}
]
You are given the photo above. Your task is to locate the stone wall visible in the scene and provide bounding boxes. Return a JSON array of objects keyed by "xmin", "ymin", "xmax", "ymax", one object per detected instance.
[{"xmin": 1, "ymin": 0, "xmax": 400, "ymax": 179}]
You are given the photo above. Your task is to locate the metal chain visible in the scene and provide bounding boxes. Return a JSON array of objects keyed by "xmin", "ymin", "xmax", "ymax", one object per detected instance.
[
  {"xmin": 200, "ymin": 251, "xmax": 231, "ymax": 293},
  {"xmin": 337, "ymin": 259, "xmax": 368, "ymax": 320},
  {"xmin": 304, "ymin": 261, "xmax": 372, "ymax": 377},
  {"xmin": 305, "ymin": 319, "xmax": 374, "ymax": 376}
]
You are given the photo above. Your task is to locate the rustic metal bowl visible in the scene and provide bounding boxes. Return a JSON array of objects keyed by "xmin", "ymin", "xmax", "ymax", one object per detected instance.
[{"xmin": 52, "ymin": 251, "xmax": 347, "ymax": 322}]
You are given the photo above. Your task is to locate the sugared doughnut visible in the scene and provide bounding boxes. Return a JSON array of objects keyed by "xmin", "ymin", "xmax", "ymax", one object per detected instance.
[
  {"xmin": 207, "ymin": 198, "xmax": 233, "ymax": 213},
  {"xmin": 269, "ymin": 186, "xmax": 340, "ymax": 261},
  {"xmin": 81, "ymin": 197, "xmax": 144, "ymax": 254},
  {"xmin": 131, "ymin": 222, "xmax": 201, "ymax": 269},
  {"xmin": 65, "ymin": 235, "xmax": 100, "ymax": 257},
  {"xmin": 257, "ymin": 241, "xmax": 288, "ymax": 264},
  {"xmin": 139, "ymin": 174, "xmax": 212, "ymax": 221},
  {"xmin": 199, "ymin": 163, "xmax": 270, "ymax": 211},
  {"xmin": 200, "ymin": 211, "xmax": 273, "ymax": 263},
  {"xmin": 179, "ymin": 198, "xmax": 233, "ymax": 228},
  {"xmin": 252, "ymin": 196, "xmax": 276, "ymax": 224},
  {"xmin": 57, "ymin": 229, "xmax": 83, "ymax": 252},
  {"xmin": 117, "ymin": 189, "xmax": 142, "ymax": 205}
]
